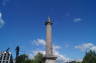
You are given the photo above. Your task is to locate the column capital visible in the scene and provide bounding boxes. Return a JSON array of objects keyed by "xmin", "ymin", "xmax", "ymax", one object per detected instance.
[{"xmin": 45, "ymin": 17, "xmax": 53, "ymax": 25}]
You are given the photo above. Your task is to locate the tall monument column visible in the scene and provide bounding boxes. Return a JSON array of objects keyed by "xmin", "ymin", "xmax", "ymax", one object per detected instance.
[{"xmin": 44, "ymin": 17, "xmax": 57, "ymax": 63}]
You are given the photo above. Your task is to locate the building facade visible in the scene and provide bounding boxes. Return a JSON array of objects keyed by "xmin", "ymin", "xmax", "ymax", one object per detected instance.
[{"xmin": 0, "ymin": 51, "xmax": 13, "ymax": 63}]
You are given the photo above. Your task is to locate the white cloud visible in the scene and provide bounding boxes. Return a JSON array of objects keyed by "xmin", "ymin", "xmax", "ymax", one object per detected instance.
[
  {"xmin": 33, "ymin": 50, "xmax": 45, "ymax": 55},
  {"xmin": 55, "ymin": 50, "xmax": 71, "ymax": 62},
  {"xmin": 73, "ymin": 18, "xmax": 82, "ymax": 23},
  {"xmin": 31, "ymin": 38, "xmax": 72, "ymax": 62},
  {"xmin": 0, "ymin": 12, "xmax": 5, "ymax": 28},
  {"xmin": 33, "ymin": 39, "xmax": 46, "ymax": 46},
  {"xmin": 90, "ymin": 46, "xmax": 96, "ymax": 51},
  {"xmin": 74, "ymin": 59, "xmax": 83, "ymax": 62},
  {"xmin": 33, "ymin": 39, "xmax": 61, "ymax": 50},
  {"xmin": 31, "ymin": 49, "xmax": 71, "ymax": 62},
  {"xmin": 75, "ymin": 43, "xmax": 96, "ymax": 52},
  {"xmin": 53, "ymin": 45, "xmax": 61, "ymax": 50},
  {"xmin": 0, "ymin": 13, "xmax": 2, "ymax": 18}
]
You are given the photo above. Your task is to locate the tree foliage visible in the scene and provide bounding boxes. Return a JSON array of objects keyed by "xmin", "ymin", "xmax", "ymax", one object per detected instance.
[
  {"xmin": 33, "ymin": 53, "xmax": 43, "ymax": 63},
  {"xmin": 16, "ymin": 53, "xmax": 43, "ymax": 63},
  {"xmin": 16, "ymin": 54, "xmax": 29, "ymax": 63},
  {"xmin": 82, "ymin": 50, "xmax": 96, "ymax": 63}
]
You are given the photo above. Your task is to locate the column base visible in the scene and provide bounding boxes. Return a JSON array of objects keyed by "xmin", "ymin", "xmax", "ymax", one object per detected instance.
[{"xmin": 43, "ymin": 56, "xmax": 57, "ymax": 63}]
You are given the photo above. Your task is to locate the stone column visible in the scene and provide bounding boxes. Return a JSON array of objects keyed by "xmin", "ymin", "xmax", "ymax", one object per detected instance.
[{"xmin": 44, "ymin": 17, "xmax": 57, "ymax": 63}]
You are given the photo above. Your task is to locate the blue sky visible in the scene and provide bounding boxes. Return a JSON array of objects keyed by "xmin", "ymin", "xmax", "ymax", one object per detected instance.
[{"xmin": 0, "ymin": 0, "xmax": 96, "ymax": 62}]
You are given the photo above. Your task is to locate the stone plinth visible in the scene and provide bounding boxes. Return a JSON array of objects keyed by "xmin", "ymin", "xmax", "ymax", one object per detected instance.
[{"xmin": 43, "ymin": 56, "xmax": 57, "ymax": 63}]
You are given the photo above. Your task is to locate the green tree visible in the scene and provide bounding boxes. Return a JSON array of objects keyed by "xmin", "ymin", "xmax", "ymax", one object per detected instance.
[
  {"xmin": 25, "ymin": 59, "xmax": 32, "ymax": 63},
  {"xmin": 33, "ymin": 53, "xmax": 44, "ymax": 63},
  {"xmin": 16, "ymin": 53, "xmax": 44, "ymax": 63},
  {"xmin": 82, "ymin": 50, "xmax": 96, "ymax": 63},
  {"xmin": 16, "ymin": 54, "xmax": 29, "ymax": 63}
]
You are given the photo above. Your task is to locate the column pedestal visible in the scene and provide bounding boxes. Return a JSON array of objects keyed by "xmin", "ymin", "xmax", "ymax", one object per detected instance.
[{"xmin": 43, "ymin": 56, "xmax": 57, "ymax": 63}]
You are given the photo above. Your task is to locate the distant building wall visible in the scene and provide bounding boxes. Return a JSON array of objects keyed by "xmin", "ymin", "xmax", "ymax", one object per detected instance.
[{"xmin": 0, "ymin": 51, "xmax": 13, "ymax": 63}]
